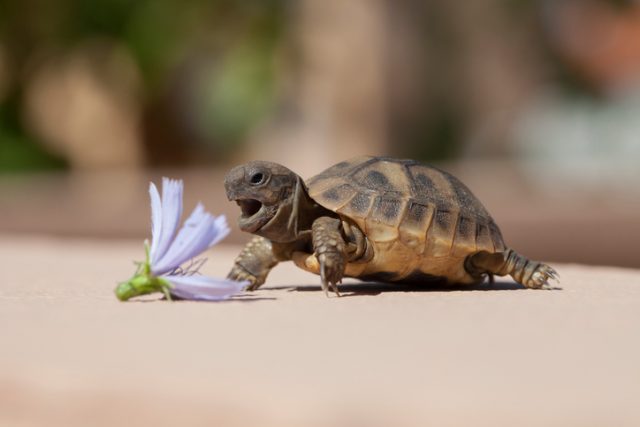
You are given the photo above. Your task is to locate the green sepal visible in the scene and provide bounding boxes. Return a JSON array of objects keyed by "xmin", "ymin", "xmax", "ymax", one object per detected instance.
[
  {"xmin": 115, "ymin": 273, "xmax": 174, "ymax": 301},
  {"xmin": 115, "ymin": 242, "xmax": 173, "ymax": 301}
]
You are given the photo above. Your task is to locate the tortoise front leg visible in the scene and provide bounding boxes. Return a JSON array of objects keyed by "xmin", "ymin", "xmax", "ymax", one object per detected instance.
[
  {"xmin": 228, "ymin": 236, "xmax": 279, "ymax": 291},
  {"xmin": 312, "ymin": 216, "xmax": 347, "ymax": 297}
]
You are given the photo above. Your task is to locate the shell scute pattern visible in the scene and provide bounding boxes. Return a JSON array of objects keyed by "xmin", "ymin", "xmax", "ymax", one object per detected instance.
[
  {"xmin": 489, "ymin": 222, "xmax": 506, "ymax": 252},
  {"xmin": 305, "ymin": 157, "xmax": 368, "ymax": 192},
  {"xmin": 351, "ymin": 159, "xmax": 413, "ymax": 200},
  {"xmin": 398, "ymin": 201, "xmax": 434, "ymax": 253},
  {"xmin": 451, "ymin": 216, "xmax": 477, "ymax": 257},
  {"xmin": 307, "ymin": 156, "xmax": 505, "ymax": 264},
  {"xmin": 365, "ymin": 196, "xmax": 405, "ymax": 243},
  {"xmin": 427, "ymin": 208, "xmax": 460, "ymax": 257},
  {"xmin": 371, "ymin": 196, "xmax": 404, "ymax": 226},
  {"xmin": 475, "ymin": 222, "xmax": 495, "ymax": 252},
  {"xmin": 318, "ymin": 183, "xmax": 354, "ymax": 209},
  {"xmin": 405, "ymin": 163, "xmax": 456, "ymax": 208}
]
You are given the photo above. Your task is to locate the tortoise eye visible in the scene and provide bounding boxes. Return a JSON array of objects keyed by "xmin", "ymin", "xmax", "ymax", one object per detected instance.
[{"xmin": 249, "ymin": 172, "xmax": 266, "ymax": 185}]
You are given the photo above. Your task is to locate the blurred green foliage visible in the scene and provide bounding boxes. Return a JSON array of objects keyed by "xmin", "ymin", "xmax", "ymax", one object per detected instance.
[
  {"xmin": 0, "ymin": 0, "xmax": 286, "ymax": 171},
  {"xmin": 0, "ymin": 96, "xmax": 67, "ymax": 171},
  {"xmin": 1, "ymin": 0, "xmax": 628, "ymax": 172}
]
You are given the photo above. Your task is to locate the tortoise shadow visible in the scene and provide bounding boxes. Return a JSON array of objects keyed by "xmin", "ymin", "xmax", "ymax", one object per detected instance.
[{"xmin": 266, "ymin": 279, "xmax": 561, "ymax": 297}]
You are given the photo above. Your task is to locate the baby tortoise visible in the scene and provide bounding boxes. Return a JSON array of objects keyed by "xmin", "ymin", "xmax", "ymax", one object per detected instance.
[{"xmin": 225, "ymin": 156, "xmax": 557, "ymax": 295}]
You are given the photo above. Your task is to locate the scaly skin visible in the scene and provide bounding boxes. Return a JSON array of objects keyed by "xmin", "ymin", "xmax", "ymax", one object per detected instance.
[
  {"xmin": 312, "ymin": 216, "xmax": 347, "ymax": 296},
  {"xmin": 227, "ymin": 236, "xmax": 280, "ymax": 290},
  {"xmin": 466, "ymin": 248, "xmax": 559, "ymax": 289}
]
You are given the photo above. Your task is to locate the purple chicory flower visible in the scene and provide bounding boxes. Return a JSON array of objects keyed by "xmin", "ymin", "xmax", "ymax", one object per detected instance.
[{"xmin": 115, "ymin": 178, "xmax": 248, "ymax": 301}]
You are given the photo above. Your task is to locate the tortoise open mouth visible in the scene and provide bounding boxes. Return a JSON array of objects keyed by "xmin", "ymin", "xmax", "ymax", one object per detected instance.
[
  {"xmin": 237, "ymin": 199, "xmax": 262, "ymax": 218},
  {"xmin": 234, "ymin": 198, "xmax": 271, "ymax": 232}
]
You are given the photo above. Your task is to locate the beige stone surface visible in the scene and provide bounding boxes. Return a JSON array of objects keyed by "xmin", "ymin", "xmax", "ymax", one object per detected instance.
[{"xmin": 1, "ymin": 236, "xmax": 639, "ymax": 426}]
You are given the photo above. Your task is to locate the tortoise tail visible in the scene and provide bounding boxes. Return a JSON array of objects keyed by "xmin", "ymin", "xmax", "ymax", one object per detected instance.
[{"xmin": 467, "ymin": 248, "xmax": 559, "ymax": 289}]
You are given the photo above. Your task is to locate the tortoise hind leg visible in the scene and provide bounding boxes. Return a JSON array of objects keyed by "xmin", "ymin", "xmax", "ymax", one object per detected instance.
[{"xmin": 465, "ymin": 248, "xmax": 558, "ymax": 289}]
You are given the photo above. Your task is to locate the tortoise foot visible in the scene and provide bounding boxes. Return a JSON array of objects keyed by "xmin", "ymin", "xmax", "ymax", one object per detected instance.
[
  {"xmin": 467, "ymin": 249, "xmax": 559, "ymax": 290},
  {"xmin": 227, "ymin": 264, "xmax": 262, "ymax": 291},
  {"xmin": 525, "ymin": 264, "xmax": 559, "ymax": 289}
]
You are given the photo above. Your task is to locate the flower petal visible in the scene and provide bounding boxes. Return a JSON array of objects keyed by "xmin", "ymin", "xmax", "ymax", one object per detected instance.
[
  {"xmin": 150, "ymin": 178, "xmax": 184, "ymax": 264},
  {"xmin": 152, "ymin": 203, "xmax": 207, "ymax": 273},
  {"xmin": 152, "ymin": 210, "xmax": 230, "ymax": 275},
  {"xmin": 210, "ymin": 215, "xmax": 230, "ymax": 247},
  {"xmin": 164, "ymin": 274, "xmax": 247, "ymax": 301},
  {"xmin": 148, "ymin": 182, "xmax": 162, "ymax": 260}
]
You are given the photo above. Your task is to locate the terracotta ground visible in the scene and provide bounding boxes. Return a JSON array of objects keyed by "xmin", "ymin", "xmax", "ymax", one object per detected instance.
[{"xmin": 1, "ymin": 236, "xmax": 639, "ymax": 426}]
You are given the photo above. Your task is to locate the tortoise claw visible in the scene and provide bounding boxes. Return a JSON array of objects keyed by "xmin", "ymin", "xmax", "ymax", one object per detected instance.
[
  {"xmin": 319, "ymin": 253, "xmax": 343, "ymax": 297},
  {"xmin": 527, "ymin": 264, "xmax": 559, "ymax": 289},
  {"xmin": 228, "ymin": 264, "xmax": 262, "ymax": 291}
]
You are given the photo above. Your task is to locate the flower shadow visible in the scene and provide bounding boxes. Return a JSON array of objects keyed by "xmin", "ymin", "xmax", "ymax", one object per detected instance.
[
  {"xmin": 125, "ymin": 294, "xmax": 278, "ymax": 303},
  {"xmin": 172, "ymin": 294, "xmax": 277, "ymax": 303}
]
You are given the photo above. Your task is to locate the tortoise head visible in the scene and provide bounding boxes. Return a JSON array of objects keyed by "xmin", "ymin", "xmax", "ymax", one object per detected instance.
[{"xmin": 224, "ymin": 161, "xmax": 312, "ymax": 242}]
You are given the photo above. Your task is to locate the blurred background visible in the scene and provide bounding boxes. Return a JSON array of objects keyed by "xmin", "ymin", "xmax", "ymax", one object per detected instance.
[{"xmin": 0, "ymin": 0, "xmax": 639, "ymax": 267}]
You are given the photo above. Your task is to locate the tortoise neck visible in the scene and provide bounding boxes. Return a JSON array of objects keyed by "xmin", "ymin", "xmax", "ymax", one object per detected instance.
[{"xmin": 255, "ymin": 177, "xmax": 329, "ymax": 243}]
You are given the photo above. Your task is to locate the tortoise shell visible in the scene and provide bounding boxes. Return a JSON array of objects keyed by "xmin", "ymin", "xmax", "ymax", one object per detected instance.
[{"xmin": 304, "ymin": 156, "xmax": 505, "ymax": 284}]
